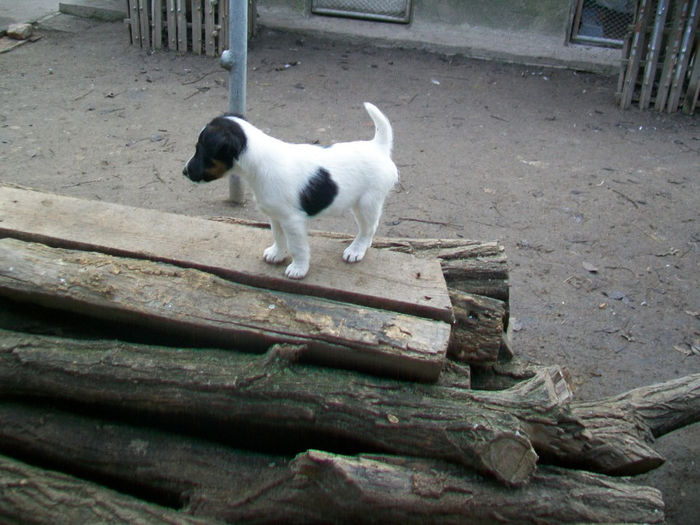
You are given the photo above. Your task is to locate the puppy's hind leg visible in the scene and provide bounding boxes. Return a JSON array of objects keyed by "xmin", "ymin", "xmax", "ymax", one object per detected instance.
[
  {"xmin": 263, "ymin": 219, "xmax": 288, "ymax": 264},
  {"xmin": 343, "ymin": 196, "xmax": 383, "ymax": 263}
]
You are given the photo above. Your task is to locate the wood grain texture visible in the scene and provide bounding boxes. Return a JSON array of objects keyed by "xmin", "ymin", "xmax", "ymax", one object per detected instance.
[
  {"xmin": 0, "ymin": 238, "xmax": 449, "ymax": 381},
  {"xmin": 0, "ymin": 186, "xmax": 452, "ymax": 323}
]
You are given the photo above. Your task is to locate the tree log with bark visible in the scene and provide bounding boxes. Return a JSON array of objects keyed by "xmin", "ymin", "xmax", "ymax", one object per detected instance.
[
  {"xmin": 0, "ymin": 330, "xmax": 537, "ymax": 486},
  {"xmin": 0, "ymin": 403, "xmax": 665, "ymax": 524}
]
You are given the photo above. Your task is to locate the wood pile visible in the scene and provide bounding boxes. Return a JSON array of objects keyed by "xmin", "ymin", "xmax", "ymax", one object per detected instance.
[
  {"xmin": 617, "ymin": 0, "xmax": 700, "ymax": 114},
  {"xmin": 1, "ymin": 185, "xmax": 698, "ymax": 523}
]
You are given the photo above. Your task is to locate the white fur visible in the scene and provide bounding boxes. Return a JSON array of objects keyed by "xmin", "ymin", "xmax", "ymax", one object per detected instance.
[{"xmin": 230, "ymin": 102, "xmax": 398, "ymax": 279}]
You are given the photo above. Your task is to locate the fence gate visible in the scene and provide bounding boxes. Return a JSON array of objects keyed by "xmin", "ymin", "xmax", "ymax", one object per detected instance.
[{"xmin": 125, "ymin": 0, "xmax": 255, "ymax": 56}]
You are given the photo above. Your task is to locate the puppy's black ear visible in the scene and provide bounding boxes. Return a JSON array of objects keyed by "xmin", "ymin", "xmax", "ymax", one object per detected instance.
[
  {"xmin": 209, "ymin": 117, "xmax": 247, "ymax": 167},
  {"xmin": 219, "ymin": 130, "xmax": 246, "ymax": 165}
]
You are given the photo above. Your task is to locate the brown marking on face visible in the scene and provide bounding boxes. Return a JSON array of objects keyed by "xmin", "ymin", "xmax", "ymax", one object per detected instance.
[{"xmin": 203, "ymin": 159, "xmax": 229, "ymax": 181}]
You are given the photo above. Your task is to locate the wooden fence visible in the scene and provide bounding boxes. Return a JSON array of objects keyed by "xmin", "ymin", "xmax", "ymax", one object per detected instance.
[
  {"xmin": 125, "ymin": 0, "xmax": 255, "ymax": 57},
  {"xmin": 617, "ymin": 0, "xmax": 699, "ymax": 114}
]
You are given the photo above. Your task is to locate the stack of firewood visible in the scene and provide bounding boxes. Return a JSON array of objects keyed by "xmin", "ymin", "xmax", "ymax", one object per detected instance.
[{"xmin": 0, "ymin": 185, "xmax": 697, "ymax": 523}]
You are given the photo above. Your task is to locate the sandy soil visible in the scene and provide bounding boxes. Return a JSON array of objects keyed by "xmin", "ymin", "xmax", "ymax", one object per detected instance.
[{"xmin": 1, "ymin": 16, "xmax": 698, "ymax": 523}]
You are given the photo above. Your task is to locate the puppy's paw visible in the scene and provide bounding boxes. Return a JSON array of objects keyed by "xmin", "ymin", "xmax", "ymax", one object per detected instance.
[
  {"xmin": 263, "ymin": 245, "xmax": 287, "ymax": 264},
  {"xmin": 343, "ymin": 245, "xmax": 367, "ymax": 263},
  {"xmin": 285, "ymin": 261, "xmax": 309, "ymax": 280}
]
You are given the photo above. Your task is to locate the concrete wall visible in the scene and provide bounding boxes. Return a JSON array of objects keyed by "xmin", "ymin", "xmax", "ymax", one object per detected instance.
[{"xmin": 260, "ymin": 0, "xmax": 573, "ymax": 38}]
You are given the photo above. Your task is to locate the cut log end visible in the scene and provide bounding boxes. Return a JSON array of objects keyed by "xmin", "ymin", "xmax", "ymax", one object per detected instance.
[{"xmin": 480, "ymin": 434, "xmax": 539, "ymax": 486}]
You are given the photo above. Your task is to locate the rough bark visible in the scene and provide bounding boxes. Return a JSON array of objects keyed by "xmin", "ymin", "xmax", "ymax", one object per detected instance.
[
  {"xmin": 3, "ymin": 330, "xmax": 695, "ymax": 478},
  {"xmin": 0, "ymin": 454, "xmax": 211, "ymax": 525},
  {"xmin": 0, "ymin": 404, "xmax": 665, "ymax": 524},
  {"xmin": 552, "ymin": 373, "xmax": 700, "ymax": 475},
  {"xmin": 0, "ymin": 238, "xmax": 450, "ymax": 382},
  {"xmin": 0, "ymin": 331, "xmax": 536, "ymax": 485}
]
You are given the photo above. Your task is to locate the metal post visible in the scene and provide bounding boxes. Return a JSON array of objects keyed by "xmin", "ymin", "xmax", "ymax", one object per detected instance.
[{"xmin": 220, "ymin": 0, "xmax": 248, "ymax": 204}]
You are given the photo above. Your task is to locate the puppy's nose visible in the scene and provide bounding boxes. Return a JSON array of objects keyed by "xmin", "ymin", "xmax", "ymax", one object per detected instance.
[{"xmin": 182, "ymin": 166, "xmax": 188, "ymax": 177}]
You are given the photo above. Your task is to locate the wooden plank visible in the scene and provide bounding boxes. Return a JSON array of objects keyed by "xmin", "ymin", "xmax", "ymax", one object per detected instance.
[
  {"xmin": 166, "ymin": 0, "xmax": 177, "ymax": 51},
  {"xmin": 639, "ymin": 0, "xmax": 670, "ymax": 109},
  {"xmin": 620, "ymin": 0, "xmax": 652, "ymax": 109},
  {"xmin": 0, "ymin": 239, "xmax": 449, "ymax": 381},
  {"xmin": 191, "ymin": 0, "xmax": 202, "ymax": 55},
  {"xmin": 682, "ymin": 38, "xmax": 700, "ymax": 114},
  {"xmin": 0, "ymin": 186, "xmax": 452, "ymax": 324},
  {"xmin": 176, "ymin": 0, "xmax": 187, "ymax": 53},
  {"xmin": 126, "ymin": 0, "xmax": 140, "ymax": 47},
  {"xmin": 667, "ymin": 0, "xmax": 699, "ymax": 112},
  {"xmin": 137, "ymin": 0, "xmax": 150, "ymax": 50},
  {"xmin": 204, "ymin": 0, "xmax": 216, "ymax": 56},
  {"xmin": 218, "ymin": 0, "xmax": 229, "ymax": 56},
  {"xmin": 656, "ymin": 0, "xmax": 691, "ymax": 111},
  {"xmin": 152, "ymin": 0, "xmax": 162, "ymax": 51}
]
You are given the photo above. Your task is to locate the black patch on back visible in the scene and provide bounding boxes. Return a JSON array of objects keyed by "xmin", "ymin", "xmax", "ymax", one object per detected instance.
[{"xmin": 300, "ymin": 168, "xmax": 338, "ymax": 216}]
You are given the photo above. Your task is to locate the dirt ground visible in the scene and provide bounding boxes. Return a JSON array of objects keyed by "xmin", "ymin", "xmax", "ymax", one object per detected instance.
[{"xmin": 1, "ymin": 16, "xmax": 698, "ymax": 523}]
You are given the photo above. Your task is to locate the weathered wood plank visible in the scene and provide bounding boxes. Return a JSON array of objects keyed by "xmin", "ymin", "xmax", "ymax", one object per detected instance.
[
  {"xmin": 639, "ymin": 0, "xmax": 670, "ymax": 109},
  {"xmin": 152, "ymin": 0, "xmax": 163, "ymax": 51},
  {"xmin": 176, "ymin": 0, "xmax": 187, "ymax": 53},
  {"xmin": 191, "ymin": 0, "xmax": 202, "ymax": 54},
  {"xmin": 0, "ymin": 239, "xmax": 449, "ymax": 381},
  {"xmin": 0, "ymin": 404, "xmax": 665, "ymax": 524},
  {"xmin": 0, "ymin": 186, "xmax": 452, "ymax": 324},
  {"xmin": 166, "ymin": 0, "xmax": 177, "ymax": 51},
  {"xmin": 620, "ymin": 0, "xmax": 652, "ymax": 109},
  {"xmin": 204, "ymin": 0, "xmax": 216, "ymax": 56},
  {"xmin": 138, "ymin": 0, "xmax": 151, "ymax": 50},
  {"xmin": 655, "ymin": 0, "xmax": 691, "ymax": 111},
  {"xmin": 0, "ymin": 332, "xmax": 537, "ymax": 485}
]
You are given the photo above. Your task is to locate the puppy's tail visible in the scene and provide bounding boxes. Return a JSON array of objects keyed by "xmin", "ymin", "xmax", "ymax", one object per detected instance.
[{"xmin": 364, "ymin": 102, "xmax": 393, "ymax": 155}]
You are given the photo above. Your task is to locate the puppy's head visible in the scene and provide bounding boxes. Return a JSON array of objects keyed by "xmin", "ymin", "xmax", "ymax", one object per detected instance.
[{"xmin": 183, "ymin": 115, "xmax": 247, "ymax": 183}]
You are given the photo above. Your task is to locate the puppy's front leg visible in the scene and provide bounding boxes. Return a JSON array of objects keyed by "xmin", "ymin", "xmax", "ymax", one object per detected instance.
[
  {"xmin": 263, "ymin": 219, "xmax": 289, "ymax": 264},
  {"xmin": 280, "ymin": 218, "xmax": 310, "ymax": 279}
]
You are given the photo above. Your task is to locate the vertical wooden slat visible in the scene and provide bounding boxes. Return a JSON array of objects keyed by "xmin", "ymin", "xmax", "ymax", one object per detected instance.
[
  {"xmin": 656, "ymin": 0, "xmax": 691, "ymax": 111},
  {"xmin": 218, "ymin": 0, "xmax": 229, "ymax": 56},
  {"xmin": 620, "ymin": 0, "xmax": 653, "ymax": 109},
  {"xmin": 127, "ymin": 0, "xmax": 141, "ymax": 46},
  {"xmin": 138, "ymin": 0, "xmax": 151, "ymax": 49},
  {"xmin": 639, "ymin": 0, "xmax": 670, "ymax": 109},
  {"xmin": 191, "ymin": 0, "xmax": 202, "ymax": 54},
  {"xmin": 682, "ymin": 38, "xmax": 700, "ymax": 114},
  {"xmin": 177, "ymin": 0, "xmax": 188, "ymax": 52},
  {"xmin": 167, "ymin": 0, "xmax": 177, "ymax": 51},
  {"xmin": 205, "ymin": 0, "xmax": 216, "ymax": 56},
  {"xmin": 666, "ymin": 0, "xmax": 699, "ymax": 111},
  {"xmin": 152, "ymin": 0, "xmax": 162, "ymax": 50}
]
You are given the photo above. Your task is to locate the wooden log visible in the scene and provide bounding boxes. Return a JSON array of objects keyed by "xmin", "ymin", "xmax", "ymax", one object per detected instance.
[
  {"xmin": 191, "ymin": 0, "xmax": 202, "ymax": 55},
  {"xmin": 0, "ymin": 331, "xmax": 537, "ymax": 485},
  {"xmin": 0, "ymin": 404, "xmax": 665, "ymax": 524},
  {"xmin": 0, "ymin": 186, "xmax": 452, "ymax": 324},
  {"xmin": 682, "ymin": 37, "xmax": 700, "ymax": 114},
  {"xmin": 0, "ymin": 238, "xmax": 450, "ymax": 382},
  {"xmin": 211, "ymin": 217, "xmax": 510, "ymax": 364},
  {"xmin": 0, "ymin": 454, "xmax": 211, "ymax": 525}
]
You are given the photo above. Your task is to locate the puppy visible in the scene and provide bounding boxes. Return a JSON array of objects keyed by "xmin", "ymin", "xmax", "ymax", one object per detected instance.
[{"xmin": 183, "ymin": 103, "xmax": 398, "ymax": 279}]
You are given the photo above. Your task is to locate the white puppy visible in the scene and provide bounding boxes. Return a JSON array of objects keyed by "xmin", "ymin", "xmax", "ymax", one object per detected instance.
[{"xmin": 183, "ymin": 103, "xmax": 398, "ymax": 279}]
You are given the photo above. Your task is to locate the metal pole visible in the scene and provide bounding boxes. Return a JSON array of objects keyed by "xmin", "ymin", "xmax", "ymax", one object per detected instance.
[{"xmin": 220, "ymin": 0, "xmax": 248, "ymax": 204}]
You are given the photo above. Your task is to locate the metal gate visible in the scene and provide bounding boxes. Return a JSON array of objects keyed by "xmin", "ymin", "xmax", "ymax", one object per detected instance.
[{"xmin": 311, "ymin": 0, "xmax": 412, "ymax": 24}]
